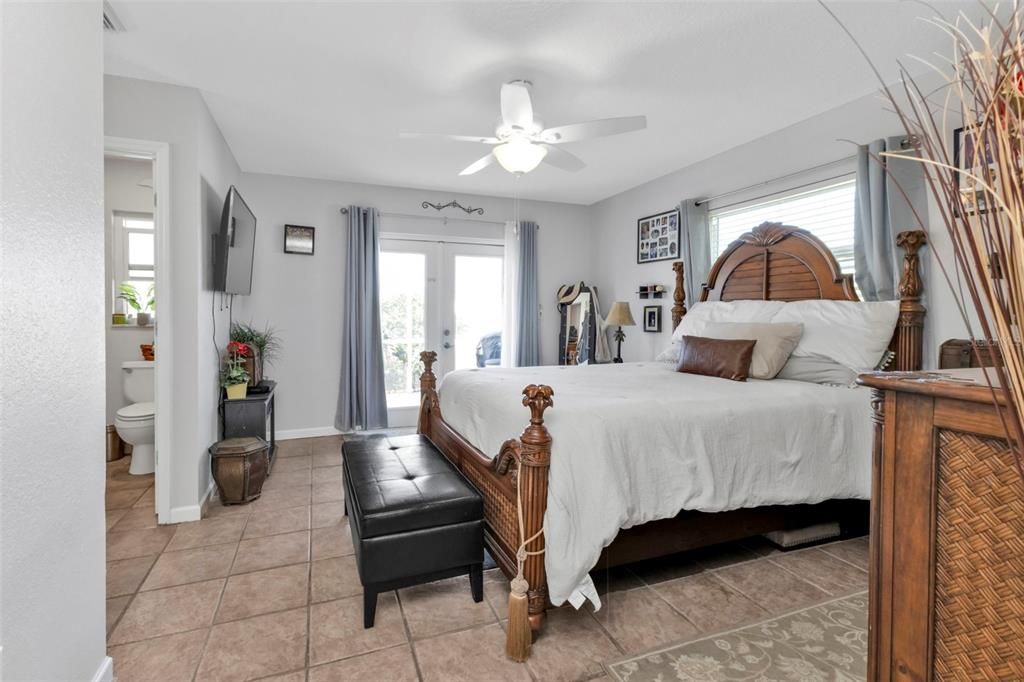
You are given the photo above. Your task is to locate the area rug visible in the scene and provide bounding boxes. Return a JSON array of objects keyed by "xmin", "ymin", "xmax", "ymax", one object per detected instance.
[{"xmin": 606, "ymin": 591, "xmax": 868, "ymax": 682}]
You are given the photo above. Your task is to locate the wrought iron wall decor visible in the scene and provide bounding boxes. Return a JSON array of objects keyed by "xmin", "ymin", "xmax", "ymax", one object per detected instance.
[{"xmin": 421, "ymin": 200, "xmax": 485, "ymax": 216}]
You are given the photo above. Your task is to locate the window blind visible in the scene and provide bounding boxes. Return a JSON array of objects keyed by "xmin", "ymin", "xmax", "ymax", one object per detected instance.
[{"xmin": 709, "ymin": 179, "xmax": 857, "ymax": 277}]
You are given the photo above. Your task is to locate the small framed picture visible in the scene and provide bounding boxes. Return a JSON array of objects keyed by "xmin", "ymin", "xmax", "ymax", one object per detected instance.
[
  {"xmin": 643, "ymin": 305, "xmax": 662, "ymax": 332},
  {"xmin": 637, "ymin": 209, "xmax": 680, "ymax": 264},
  {"xmin": 954, "ymin": 126, "xmax": 995, "ymax": 215},
  {"xmin": 284, "ymin": 224, "xmax": 315, "ymax": 255}
]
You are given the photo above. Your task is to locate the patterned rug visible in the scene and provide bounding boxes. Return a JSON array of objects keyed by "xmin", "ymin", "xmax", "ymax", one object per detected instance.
[{"xmin": 606, "ymin": 592, "xmax": 868, "ymax": 682}]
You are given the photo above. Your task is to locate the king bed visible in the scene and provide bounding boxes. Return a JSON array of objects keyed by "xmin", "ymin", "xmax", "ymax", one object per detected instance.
[{"xmin": 416, "ymin": 222, "xmax": 928, "ymax": 631}]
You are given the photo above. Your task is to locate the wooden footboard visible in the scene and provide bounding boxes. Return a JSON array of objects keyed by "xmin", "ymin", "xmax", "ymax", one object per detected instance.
[{"xmin": 417, "ymin": 351, "xmax": 553, "ymax": 632}]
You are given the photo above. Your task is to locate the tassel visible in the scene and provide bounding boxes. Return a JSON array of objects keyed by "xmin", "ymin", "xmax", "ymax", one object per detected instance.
[{"xmin": 506, "ymin": 550, "xmax": 532, "ymax": 662}]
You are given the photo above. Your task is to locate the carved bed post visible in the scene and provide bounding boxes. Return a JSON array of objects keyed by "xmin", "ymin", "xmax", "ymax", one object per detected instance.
[
  {"xmin": 516, "ymin": 384, "xmax": 554, "ymax": 632},
  {"xmin": 895, "ymin": 230, "xmax": 927, "ymax": 372},
  {"xmin": 671, "ymin": 261, "xmax": 686, "ymax": 330},
  {"xmin": 418, "ymin": 350, "xmax": 438, "ymax": 437}
]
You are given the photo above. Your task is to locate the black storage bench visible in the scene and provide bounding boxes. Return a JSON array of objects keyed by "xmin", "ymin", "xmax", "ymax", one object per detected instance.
[{"xmin": 342, "ymin": 434, "xmax": 484, "ymax": 628}]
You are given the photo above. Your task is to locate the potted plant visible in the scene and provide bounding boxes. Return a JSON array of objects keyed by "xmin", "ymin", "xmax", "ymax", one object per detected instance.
[
  {"xmin": 229, "ymin": 322, "xmax": 281, "ymax": 386},
  {"xmin": 118, "ymin": 283, "xmax": 155, "ymax": 326},
  {"xmin": 222, "ymin": 340, "xmax": 251, "ymax": 400}
]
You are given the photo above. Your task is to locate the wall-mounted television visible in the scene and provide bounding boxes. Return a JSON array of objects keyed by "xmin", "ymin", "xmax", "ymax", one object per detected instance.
[{"xmin": 214, "ymin": 186, "xmax": 256, "ymax": 295}]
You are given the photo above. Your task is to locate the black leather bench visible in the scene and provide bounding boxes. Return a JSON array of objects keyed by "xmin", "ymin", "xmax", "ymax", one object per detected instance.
[{"xmin": 342, "ymin": 433, "xmax": 484, "ymax": 628}]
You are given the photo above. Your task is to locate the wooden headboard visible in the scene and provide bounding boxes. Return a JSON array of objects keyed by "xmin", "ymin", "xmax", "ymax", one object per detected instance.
[{"xmin": 670, "ymin": 222, "xmax": 927, "ymax": 372}]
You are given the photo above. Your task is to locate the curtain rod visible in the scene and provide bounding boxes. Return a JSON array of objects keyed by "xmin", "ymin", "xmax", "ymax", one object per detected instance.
[
  {"xmin": 694, "ymin": 154, "xmax": 856, "ymax": 208},
  {"xmin": 340, "ymin": 207, "xmax": 506, "ymax": 226}
]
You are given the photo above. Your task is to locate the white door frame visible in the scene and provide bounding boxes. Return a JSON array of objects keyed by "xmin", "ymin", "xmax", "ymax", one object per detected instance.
[{"xmin": 105, "ymin": 136, "xmax": 172, "ymax": 524}]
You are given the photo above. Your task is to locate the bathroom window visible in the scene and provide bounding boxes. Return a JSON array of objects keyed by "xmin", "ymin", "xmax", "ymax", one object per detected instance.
[{"xmin": 111, "ymin": 211, "xmax": 155, "ymax": 312}]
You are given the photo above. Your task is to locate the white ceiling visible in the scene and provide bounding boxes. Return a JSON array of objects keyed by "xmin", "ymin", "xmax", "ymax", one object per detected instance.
[{"xmin": 105, "ymin": 1, "xmax": 976, "ymax": 205}]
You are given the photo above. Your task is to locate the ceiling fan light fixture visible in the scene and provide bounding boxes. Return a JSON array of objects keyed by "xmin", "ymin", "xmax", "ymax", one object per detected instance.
[{"xmin": 493, "ymin": 138, "xmax": 547, "ymax": 174}]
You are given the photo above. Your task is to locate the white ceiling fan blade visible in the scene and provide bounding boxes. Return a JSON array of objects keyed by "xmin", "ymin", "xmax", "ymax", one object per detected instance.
[
  {"xmin": 540, "ymin": 145, "xmax": 585, "ymax": 172},
  {"xmin": 458, "ymin": 152, "xmax": 496, "ymax": 176},
  {"xmin": 539, "ymin": 115, "xmax": 647, "ymax": 144},
  {"xmin": 500, "ymin": 80, "xmax": 534, "ymax": 129},
  {"xmin": 400, "ymin": 132, "xmax": 500, "ymax": 144}
]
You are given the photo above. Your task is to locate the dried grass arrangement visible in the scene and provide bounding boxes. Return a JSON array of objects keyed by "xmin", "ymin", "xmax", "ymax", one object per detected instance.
[{"xmin": 825, "ymin": 1, "xmax": 1024, "ymax": 473}]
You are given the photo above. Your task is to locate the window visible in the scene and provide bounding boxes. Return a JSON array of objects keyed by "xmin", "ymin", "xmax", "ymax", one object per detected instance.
[
  {"xmin": 710, "ymin": 179, "xmax": 857, "ymax": 277},
  {"xmin": 112, "ymin": 211, "xmax": 155, "ymax": 312}
]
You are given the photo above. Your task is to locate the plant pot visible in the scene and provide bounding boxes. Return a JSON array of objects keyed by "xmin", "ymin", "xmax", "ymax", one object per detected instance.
[
  {"xmin": 137, "ymin": 312, "xmax": 152, "ymax": 326},
  {"xmin": 225, "ymin": 383, "xmax": 248, "ymax": 400},
  {"xmin": 243, "ymin": 348, "xmax": 262, "ymax": 387}
]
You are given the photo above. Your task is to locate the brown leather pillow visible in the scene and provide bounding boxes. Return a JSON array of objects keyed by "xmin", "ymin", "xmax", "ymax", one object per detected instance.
[{"xmin": 676, "ymin": 335, "xmax": 757, "ymax": 382}]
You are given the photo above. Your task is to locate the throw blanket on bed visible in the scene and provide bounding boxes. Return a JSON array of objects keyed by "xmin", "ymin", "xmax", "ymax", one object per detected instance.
[{"xmin": 438, "ymin": 362, "xmax": 872, "ymax": 608}]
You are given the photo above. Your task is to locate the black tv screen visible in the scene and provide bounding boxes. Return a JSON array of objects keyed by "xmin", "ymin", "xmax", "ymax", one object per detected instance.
[{"xmin": 215, "ymin": 186, "xmax": 256, "ymax": 295}]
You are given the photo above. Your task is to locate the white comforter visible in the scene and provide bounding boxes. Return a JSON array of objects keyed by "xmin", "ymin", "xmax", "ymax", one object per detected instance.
[{"xmin": 438, "ymin": 362, "xmax": 873, "ymax": 608}]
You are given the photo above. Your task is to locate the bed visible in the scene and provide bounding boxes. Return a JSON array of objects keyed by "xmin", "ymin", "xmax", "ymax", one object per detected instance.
[{"xmin": 416, "ymin": 222, "xmax": 928, "ymax": 631}]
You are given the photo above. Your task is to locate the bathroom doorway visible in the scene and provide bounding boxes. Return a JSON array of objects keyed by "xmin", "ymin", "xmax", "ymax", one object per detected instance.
[{"xmin": 104, "ymin": 138, "xmax": 171, "ymax": 524}]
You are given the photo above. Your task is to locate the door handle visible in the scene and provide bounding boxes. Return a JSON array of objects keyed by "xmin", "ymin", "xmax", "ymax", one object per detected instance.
[{"xmin": 443, "ymin": 342, "xmax": 452, "ymax": 349}]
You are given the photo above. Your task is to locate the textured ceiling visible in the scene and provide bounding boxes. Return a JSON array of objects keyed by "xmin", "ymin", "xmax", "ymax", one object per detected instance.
[{"xmin": 105, "ymin": 1, "xmax": 977, "ymax": 204}]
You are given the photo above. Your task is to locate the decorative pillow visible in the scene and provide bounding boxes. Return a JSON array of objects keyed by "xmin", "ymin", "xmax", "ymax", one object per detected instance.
[
  {"xmin": 773, "ymin": 300, "xmax": 899, "ymax": 371},
  {"xmin": 672, "ymin": 300, "xmax": 787, "ymax": 343},
  {"xmin": 655, "ymin": 343, "xmax": 682, "ymax": 364},
  {"xmin": 776, "ymin": 355, "xmax": 860, "ymax": 387},
  {"xmin": 676, "ymin": 335, "xmax": 757, "ymax": 382},
  {"xmin": 699, "ymin": 322, "xmax": 804, "ymax": 379}
]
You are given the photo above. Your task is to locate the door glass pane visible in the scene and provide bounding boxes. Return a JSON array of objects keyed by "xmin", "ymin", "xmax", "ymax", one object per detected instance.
[
  {"xmin": 379, "ymin": 251, "xmax": 426, "ymax": 408},
  {"xmin": 454, "ymin": 254, "xmax": 503, "ymax": 370}
]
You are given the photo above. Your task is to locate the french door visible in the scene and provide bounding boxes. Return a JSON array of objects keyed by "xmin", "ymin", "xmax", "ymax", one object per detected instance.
[{"xmin": 379, "ymin": 238, "xmax": 504, "ymax": 426}]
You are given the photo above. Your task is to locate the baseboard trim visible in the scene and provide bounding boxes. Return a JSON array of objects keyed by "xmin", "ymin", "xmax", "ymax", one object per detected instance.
[
  {"xmin": 91, "ymin": 656, "xmax": 114, "ymax": 682},
  {"xmin": 277, "ymin": 426, "xmax": 343, "ymax": 440},
  {"xmin": 199, "ymin": 479, "xmax": 216, "ymax": 517}
]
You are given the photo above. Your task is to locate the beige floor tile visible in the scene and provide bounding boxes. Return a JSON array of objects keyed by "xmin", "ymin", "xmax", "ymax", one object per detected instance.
[
  {"xmin": 312, "ymin": 480, "xmax": 344, "ymax": 504},
  {"xmin": 415, "ymin": 622, "xmax": 531, "ymax": 682},
  {"xmin": 310, "ymin": 524, "xmax": 354, "ymax": 560},
  {"xmin": 277, "ymin": 439, "xmax": 313, "ymax": 458},
  {"xmin": 106, "ymin": 488, "xmax": 147, "ymax": 510},
  {"xmin": 264, "ymin": 468, "xmax": 312, "ymax": 489},
  {"xmin": 309, "ymin": 592, "xmax": 407, "ymax": 665},
  {"xmin": 107, "ymin": 526, "xmax": 175, "ymax": 561},
  {"xmin": 309, "ymin": 644, "xmax": 418, "ymax": 682},
  {"xmin": 107, "ymin": 596, "xmax": 131, "ymax": 635},
  {"xmin": 108, "ymin": 578, "xmax": 224, "ymax": 645},
  {"xmin": 769, "ymin": 548, "xmax": 868, "ymax": 596},
  {"xmin": 106, "ymin": 469, "xmax": 154, "ymax": 491},
  {"xmin": 483, "ymin": 569, "xmax": 511, "ymax": 616},
  {"xmin": 132, "ymin": 486, "xmax": 156, "ymax": 508},
  {"xmin": 311, "ymin": 435, "xmax": 344, "ymax": 456},
  {"xmin": 256, "ymin": 672, "xmax": 307, "ymax": 682},
  {"xmin": 166, "ymin": 516, "xmax": 246, "ymax": 551},
  {"xmin": 273, "ymin": 454, "xmax": 312, "ymax": 472},
  {"xmin": 107, "ymin": 628, "xmax": 208, "ymax": 682},
  {"xmin": 107, "ymin": 555, "xmax": 158, "ymax": 597},
  {"xmin": 713, "ymin": 556, "xmax": 830, "ymax": 614},
  {"xmin": 311, "ymin": 555, "xmax": 362, "ymax": 603},
  {"xmin": 232, "ymin": 530, "xmax": 310, "ymax": 574},
  {"xmin": 526, "ymin": 606, "xmax": 620, "ymax": 682},
  {"xmin": 311, "ymin": 501, "xmax": 345, "ymax": 529},
  {"xmin": 256, "ymin": 484, "xmax": 313, "ymax": 511},
  {"xmin": 141, "ymin": 543, "xmax": 237, "ymax": 591},
  {"xmin": 399, "ymin": 575, "xmax": 495, "ymax": 639},
  {"xmin": 590, "ymin": 587, "xmax": 698, "ymax": 654},
  {"xmin": 652, "ymin": 572, "xmax": 768, "ymax": 632},
  {"xmin": 312, "ymin": 451, "xmax": 342, "ymax": 469},
  {"xmin": 196, "ymin": 607, "xmax": 308, "ymax": 682},
  {"xmin": 106, "ymin": 507, "xmax": 130, "ymax": 531},
  {"xmin": 820, "ymin": 537, "xmax": 870, "ymax": 570},
  {"xmin": 216, "ymin": 563, "xmax": 310, "ymax": 623},
  {"xmin": 109, "ymin": 507, "xmax": 160, "ymax": 532},
  {"xmin": 311, "ymin": 465, "xmax": 342, "ymax": 485},
  {"xmin": 590, "ymin": 566, "xmax": 645, "ymax": 595},
  {"xmin": 243, "ymin": 505, "xmax": 310, "ymax": 539}
]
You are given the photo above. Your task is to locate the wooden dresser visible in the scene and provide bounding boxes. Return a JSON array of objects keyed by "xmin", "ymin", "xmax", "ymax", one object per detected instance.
[{"xmin": 858, "ymin": 369, "xmax": 1024, "ymax": 681}]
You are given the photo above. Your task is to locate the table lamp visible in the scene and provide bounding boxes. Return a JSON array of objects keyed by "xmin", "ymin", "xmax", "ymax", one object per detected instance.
[{"xmin": 605, "ymin": 302, "xmax": 636, "ymax": 363}]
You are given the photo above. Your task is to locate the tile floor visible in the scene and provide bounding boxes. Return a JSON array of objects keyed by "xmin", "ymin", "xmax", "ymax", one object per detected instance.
[{"xmin": 105, "ymin": 435, "xmax": 870, "ymax": 681}]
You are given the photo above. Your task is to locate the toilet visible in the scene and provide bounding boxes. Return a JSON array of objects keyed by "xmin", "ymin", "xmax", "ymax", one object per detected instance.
[{"xmin": 115, "ymin": 360, "xmax": 155, "ymax": 475}]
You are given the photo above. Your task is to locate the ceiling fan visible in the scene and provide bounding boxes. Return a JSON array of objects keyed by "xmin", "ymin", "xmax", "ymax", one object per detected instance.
[{"xmin": 401, "ymin": 80, "xmax": 647, "ymax": 176}]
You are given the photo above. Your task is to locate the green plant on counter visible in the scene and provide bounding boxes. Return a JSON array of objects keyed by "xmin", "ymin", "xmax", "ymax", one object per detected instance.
[
  {"xmin": 118, "ymin": 282, "xmax": 155, "ymax": 313},
  {"xmin": 229, "ymin": 322, "xmax": 281, "ymax": 378}
]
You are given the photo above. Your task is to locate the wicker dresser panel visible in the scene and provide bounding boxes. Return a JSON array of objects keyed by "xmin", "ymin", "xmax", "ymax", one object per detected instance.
[{"xmin": 934, "ymin": 429, "xmax": 1024, "ymax": 680}]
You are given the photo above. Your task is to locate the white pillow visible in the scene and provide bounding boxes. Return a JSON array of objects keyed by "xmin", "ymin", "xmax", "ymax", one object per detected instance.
[
  {"xmin": 773, "ymin": 300, "xmax": 899, "ymax": 371},
  {"xmin": 700, "ymin": 322, "xmax": 804, "ymax": 379},
  {"xmin": 655, "ymin": 343, "xmax": 681, "ymax": 364},
  {"xmin": 672, "ymin": 300, "xmax": 786, "ymax": 342}
]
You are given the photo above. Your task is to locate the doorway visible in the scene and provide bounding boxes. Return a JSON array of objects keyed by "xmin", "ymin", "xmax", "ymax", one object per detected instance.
[{"xmin": 378, "ymin": 237, "xmax": 504, "ymax": 427}]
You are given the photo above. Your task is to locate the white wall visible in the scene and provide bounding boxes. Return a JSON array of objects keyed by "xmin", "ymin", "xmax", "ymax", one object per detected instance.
[
  {"xmin": 0, "ymin": 2, "xmax": 111, "ymax": 680},
  {"xmin": 105, "ymin": 75, "xmax": 239, "ymax": 519},
  {"xmin": 104, "ymin": 156, "xmax": 155, "ymax": 424},
  {"xmin": 231, "ymin": 173, "xmax": 592, "ymax": 433},
  {"xmin": 588, "ymin": 86, "xmax": 965, "ymax": 368}
]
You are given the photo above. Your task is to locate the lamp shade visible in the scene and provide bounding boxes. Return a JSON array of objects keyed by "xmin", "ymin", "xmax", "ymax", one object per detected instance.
[
  {"xmin": 493, "ymin": 138, "xmax": 547, "ymax": 174},
  {"xmin": 605, "ymin": 302, "xmax": 636, "ymax": 327}
]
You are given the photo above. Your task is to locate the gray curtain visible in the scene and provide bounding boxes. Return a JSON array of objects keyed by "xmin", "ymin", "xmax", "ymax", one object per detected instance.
[
  {"xmin": 678, "ymin": 199, "xmax": 711, "ymax": 306},
  {"xmin": 854, "ymin": 137, "xmax": 926, "ymax": 300},
  {"xmin": 515, "ymin": 220, "xmax": 540, "ymax": 366},
  {"xmin": 336, "ymin": 206, "xmax": 388, "ymax": 431}
]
